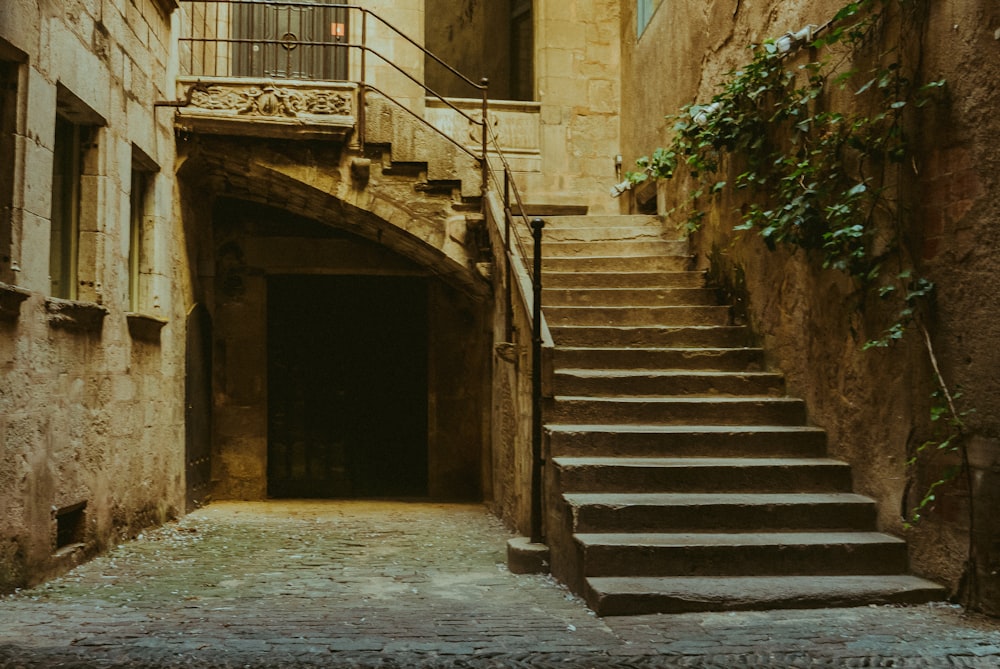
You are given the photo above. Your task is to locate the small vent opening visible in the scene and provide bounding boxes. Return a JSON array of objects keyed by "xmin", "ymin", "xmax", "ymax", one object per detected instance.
[{"xmin": 55, "ymin": 501, "xmax": 87, "ymax": 551}]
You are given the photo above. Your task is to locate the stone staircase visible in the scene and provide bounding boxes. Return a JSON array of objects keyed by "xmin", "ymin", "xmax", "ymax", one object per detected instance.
[{"xmin": 528, "ymin": 213, "xmax": 945, "ymax": 616}]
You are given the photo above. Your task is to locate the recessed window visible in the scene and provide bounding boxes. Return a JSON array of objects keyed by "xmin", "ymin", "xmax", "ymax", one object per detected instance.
[
  {"xmin": 50, "ymin": 116, "xmax": 82, "ymax": 299},
  {"xmin": 0, "ymin": 57, "xmax": 19, "ymax": 284},
  {"xmin": 129, "ymin": 147, "xmax": 159, "ymax": 313},
  {"xmin": 50, "ymin": 85, "xmax": 104, "ymax": 301}
]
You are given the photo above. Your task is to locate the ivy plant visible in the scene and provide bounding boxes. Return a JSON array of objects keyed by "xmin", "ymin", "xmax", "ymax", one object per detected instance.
[{"xmin": 628, "ymin": 0, "xmax": 973, "ymax": 542}]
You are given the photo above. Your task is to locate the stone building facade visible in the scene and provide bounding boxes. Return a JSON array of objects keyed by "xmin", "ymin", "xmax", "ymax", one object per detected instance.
[
  {"xmin": 1, "ymin": 0, "xmax": 998, "ymax": 616},
  {"xmin": 0, "ymin": 0, "xmax": 184, "ymax": 589},
  {"xmin": 0, "ymin": 0, "xmax": 622, "ymax": 592}
]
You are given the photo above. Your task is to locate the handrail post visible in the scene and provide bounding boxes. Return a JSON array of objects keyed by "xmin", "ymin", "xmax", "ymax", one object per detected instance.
[
  {"xmin": 480, "ymin": 78, "xmax": 489, "ymax": 199},
  {"xmin": 530, "ymin": 217, "xmax": 545, "ymax": 544},
  {"xmin": 504, "ymin": 171, "xmax": 513, "ymax": 341}
]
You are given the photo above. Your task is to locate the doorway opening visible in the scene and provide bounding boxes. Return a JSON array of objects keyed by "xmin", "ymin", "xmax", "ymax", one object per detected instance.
[{"xmin": 267, "ymin": 274, "xmax": 429, "ymax": 498}]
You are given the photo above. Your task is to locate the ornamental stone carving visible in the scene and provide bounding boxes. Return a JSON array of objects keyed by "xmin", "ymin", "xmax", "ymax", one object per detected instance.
[{"xmin": 187, "ymin": 83, "xmax": 352, "ymax": 118}]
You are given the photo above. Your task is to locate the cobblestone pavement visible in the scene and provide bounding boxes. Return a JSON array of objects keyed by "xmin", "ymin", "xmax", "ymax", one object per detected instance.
[{"xmin": 1, "ymin": 501, "xmax": 998, "ymax": 668}]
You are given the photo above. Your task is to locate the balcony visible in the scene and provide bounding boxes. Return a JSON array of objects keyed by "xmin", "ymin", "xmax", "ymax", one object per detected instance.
[
  {"xmin": 173, "ymin": 1, "xmax": 357, "ymax": 140},
  {"xmin": 169, "ymin": 1, "xmax": 542, "ymax": 193}
]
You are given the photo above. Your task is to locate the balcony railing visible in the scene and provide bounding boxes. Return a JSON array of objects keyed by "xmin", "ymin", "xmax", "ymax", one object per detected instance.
[{"xmin": 175, "ymin": 1, "xmax": 489, "ymax": 172}]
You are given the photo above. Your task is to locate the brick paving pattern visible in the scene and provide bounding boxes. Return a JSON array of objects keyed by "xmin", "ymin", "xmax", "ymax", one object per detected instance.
[{"xmin": 0, "ymin": 501, "xmax": 997, "ymax": 668}]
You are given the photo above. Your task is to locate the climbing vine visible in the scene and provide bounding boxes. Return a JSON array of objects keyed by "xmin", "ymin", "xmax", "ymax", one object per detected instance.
[{"xmin": 626, "ymin": 0, "xmax": 974, "ymax": 569}]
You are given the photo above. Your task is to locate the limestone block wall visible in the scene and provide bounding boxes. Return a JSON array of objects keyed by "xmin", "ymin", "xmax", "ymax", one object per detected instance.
[
  {"xmin": 357, "ymin": 0, "xmax": 426, "ymax": 116},
  {"xmin": 0, "ymin": 0, "xmax": 187, "ymax": 591},
  {"xmin": 419, "ymin": 0, "xmax": 623, "ymax": 213},
  {"xmin": 528, "ymin": 0, "xmax": 622, "ymax": 213},
  {"xmin": 619, "ymin": 0, "xmax": 1000, "ymax": 614}
]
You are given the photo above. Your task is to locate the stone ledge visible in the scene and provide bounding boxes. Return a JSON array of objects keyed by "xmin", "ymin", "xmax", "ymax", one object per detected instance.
[
  {"xmin": 45, "ymin": 297, "xmax": 108, "ymax": 332},
  {"xmin": 126, "ymin": 312, "xmax": 168, "ymax": 343},
  {"xmin": 0, "ymin": 281, "xmax": 31, "ymax": 321}
]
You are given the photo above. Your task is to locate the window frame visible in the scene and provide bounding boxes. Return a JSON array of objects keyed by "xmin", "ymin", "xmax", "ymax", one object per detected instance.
[
  {"xmin": 50, "ymin": 114, "xmax": 83, "ymax": 300},
  {"xmin": 50, "ymin": 84, "xmax": 106, "ymax": 303},
  {"xmin": 128, "ymin": 147, "xmax": 159, "ymax": 315},
  {"xmin": 0, "ymin": 47, "xmax": 26, "ymax": 286}
]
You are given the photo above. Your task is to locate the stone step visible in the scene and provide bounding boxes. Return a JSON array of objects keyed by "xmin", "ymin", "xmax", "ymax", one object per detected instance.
[
  {"xmin": 542, "ymin": 255, "xmax": 693, "ymax": 273},
  {"xmin": 553, "ymin": 457, "xmax": 852, "ymax": 494},
  {"xmin": 549, "ymin": 325, "xmax": 752, "ymax": 348},
  {"xmin": 543, "ymin": 287, "xmax": 718, "ymax": 307},
  {"xmin": 563, "ymin": 492, "xmax": 875, "ymax": 532},
  {"xmin": 518, "ymin": 225, "xmax": 678, "ymax": 243},
  {"xmin": 548, "ymin": 396, "xmax": 808, "ymax": 426},
  {"xmin": 576, "ymin": 532, "xmax": 910, "ymax": 577},
  {"xmin": 553, "ymin": 347, "xmax": 763, "ymax": 371},
  {"xmin": 584, "ymin": 575, "xmax": 948, "ymax": 615},
  {"xmin": 552, "ymin": 369, "xmax": 785, "ymax": 397},
  {"xmin": 546, "ymin": 425, "xmax": 828, "ymax": 458},
  {"xmin": 530, "ymin": 215, "xmax": 664, "ymax": 229},
  {"xmin": 535, "ymin": 240, "xmax": 689, "ymax": 258},
  {"xmin": 546, "ymin": 305, "xmax": 731, "ymax": 327},
  {"xmin": 543, "ymin": 271, "xmax": 706, "ymax": 289}
]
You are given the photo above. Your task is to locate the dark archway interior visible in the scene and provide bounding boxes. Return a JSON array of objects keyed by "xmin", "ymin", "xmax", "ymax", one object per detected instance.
[{"xmin": 267, "ymin": 275, "xmax": 429, "ymax": 498}]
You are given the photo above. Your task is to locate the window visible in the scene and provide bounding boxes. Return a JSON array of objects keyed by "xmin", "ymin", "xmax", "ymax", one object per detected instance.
[
  {"xmin": 232, "ymin": 0, "xmax": 349, "ymax": 80},
  {"xmin": 637, "ymin": 0, "xmax": 663, "ymax": 36},
  {"xmin": 49, "ymin": 115, "xmax": 82, "ymax": 299},
  {"xmin": 0, "ymin": 55, "xmax": 21, "ymax": 284},
  {"xmin": 128, "ymin": 148, "xmax": 158, "ymax": 313},
  {"xmin": 50, "ymin": 86, "xmax": 104, "ymax": 301}
]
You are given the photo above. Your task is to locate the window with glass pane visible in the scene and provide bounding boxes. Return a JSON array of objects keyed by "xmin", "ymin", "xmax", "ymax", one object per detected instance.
[
  {"xmin": 50, "ymin": 115, "xmax": 82, "ymax": 299},
  {"xmin": 638, "ymin": 0, "xmax": 663, "ymax": 36}
]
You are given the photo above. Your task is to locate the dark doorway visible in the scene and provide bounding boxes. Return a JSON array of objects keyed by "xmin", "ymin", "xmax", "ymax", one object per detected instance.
[
  {"xmin": 267, "ymin": 275, "xmax": 429, "ymax": 498},
  {"xmin": 185, "ymin": 304, "xmax": 213, "ymax": 512}
]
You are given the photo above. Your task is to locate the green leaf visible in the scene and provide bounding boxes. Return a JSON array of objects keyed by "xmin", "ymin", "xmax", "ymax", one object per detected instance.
[{"xmin": 856, "ymin": 78, "xmax": 876, "ymax": 95}]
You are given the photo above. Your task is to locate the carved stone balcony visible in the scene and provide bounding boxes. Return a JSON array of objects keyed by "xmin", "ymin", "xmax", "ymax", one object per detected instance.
[{"xmin": 174, "ymin": 77, "xmax": 357, "ymax": 142}]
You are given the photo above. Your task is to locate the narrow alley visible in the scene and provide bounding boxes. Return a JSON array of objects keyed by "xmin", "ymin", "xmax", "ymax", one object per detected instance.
[{"xmin": 0, "ymin": 501, "xmax": 997, "ymax": 668}]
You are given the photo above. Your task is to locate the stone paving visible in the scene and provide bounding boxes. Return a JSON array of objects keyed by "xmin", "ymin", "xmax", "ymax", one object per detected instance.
[{"xmin": 0, "ymin": 501, "xmax": 998, "ymax": 668}]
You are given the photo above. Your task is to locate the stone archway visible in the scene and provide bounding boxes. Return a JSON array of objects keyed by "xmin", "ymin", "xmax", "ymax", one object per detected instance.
[{"xmin": 177, "ymin": 138, "xmax": 491, "ymax": 502}]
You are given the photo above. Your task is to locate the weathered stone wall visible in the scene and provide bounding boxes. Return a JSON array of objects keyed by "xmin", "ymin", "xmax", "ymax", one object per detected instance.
[
  {"xmin": 0, "ymin": 0, "xmax": 186, "ymax": 590},
  {"xmin": 423, "ymin": 0, "xmax": 624, "ymax": 213},
  {"xmin": 620, "ymin": 0, "xmax": 1000, "ymax": 613},
  {"xmin": 484, "ymin": 193, "xmax": 536, "ymax": 535},
  {"xmin": 530, "ymin": 0, "xmax": 622, "ymax": 213}
]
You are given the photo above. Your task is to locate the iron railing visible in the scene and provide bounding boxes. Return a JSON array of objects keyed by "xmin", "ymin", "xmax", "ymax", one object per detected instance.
[
  {"xmin": 175, "ymin": 0, "xmax": 547, "ymax": 543},
  {"xmin": 483, "ymin": 121, "xmax": 550, "ymax": 544}
]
